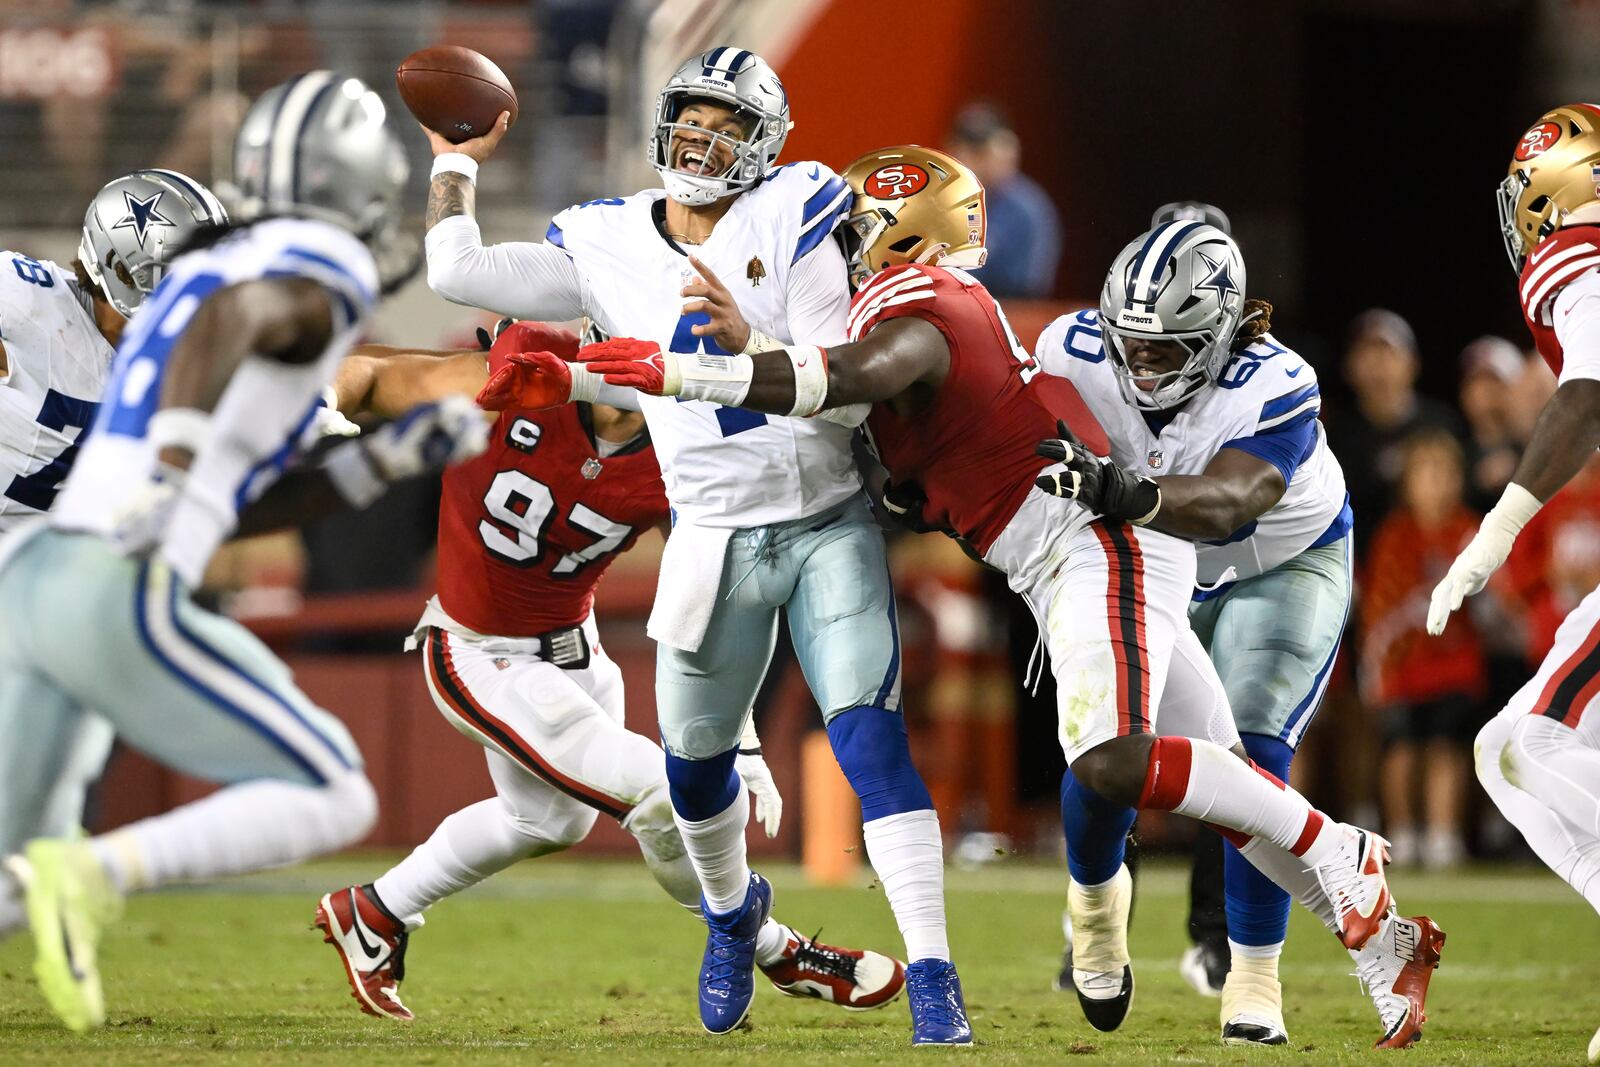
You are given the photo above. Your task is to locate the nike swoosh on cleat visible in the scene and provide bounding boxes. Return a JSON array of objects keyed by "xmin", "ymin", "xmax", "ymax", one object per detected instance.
[
  {"xmin": 348, "ymin": 892, "xmax": 386, "ymax": 962},
  {"xmin": 59, "ymin": 917, "xmax": 85, "ymax": 982}
]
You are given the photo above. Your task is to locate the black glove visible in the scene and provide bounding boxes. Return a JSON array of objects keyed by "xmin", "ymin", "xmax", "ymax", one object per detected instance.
[
  {"xmin": 881, "ymin": 478, "xmax": 937, "ymax": 533},
  {"xmin": 475, "ymin": 317, "xmax": 518, "ymax": 352},
  {"xmin": 1034, "ymin": 420, "xmax": 1162, "ymax": 525}
]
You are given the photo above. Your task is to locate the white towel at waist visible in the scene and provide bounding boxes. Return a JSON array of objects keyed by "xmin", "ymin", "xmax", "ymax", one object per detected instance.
[{"xmin": 647, "ymin": 520, "xmax": 733, "ymax": 653}]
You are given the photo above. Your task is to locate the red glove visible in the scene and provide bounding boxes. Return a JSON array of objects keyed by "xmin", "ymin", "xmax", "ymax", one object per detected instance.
[
  {"xmin": 486, "ymin": 321, "xmax": 580, "ymax": 375},
  {"xmin": 476, "ymin": 351, "xmax": 575, "ymax": 411},
  {"xmin": 576, "ymin": 337, "xmax": 672, "ymax": 394}
]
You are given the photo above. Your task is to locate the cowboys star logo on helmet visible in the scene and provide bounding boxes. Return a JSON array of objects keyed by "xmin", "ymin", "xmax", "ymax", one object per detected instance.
[
  {"xmin": 1194, "ymin": 249, "xmax": 1239, "ymax": 308},
  {"xmin": 111, "ymin": 190, "xmax": 173, "ymax": 249}
]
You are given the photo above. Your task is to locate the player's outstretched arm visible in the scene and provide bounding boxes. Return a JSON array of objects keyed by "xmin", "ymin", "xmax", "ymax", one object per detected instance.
[
  {"xmin": 335, "ymin": 345, "xmax": 487, "ymax": 419},
  {"xmin": 544, "ymin": 317, "xmax": 950, "ymax": 419},
  {"xmin": 423, "ymin": 119, "xmax": 589, "ymax": 323}
]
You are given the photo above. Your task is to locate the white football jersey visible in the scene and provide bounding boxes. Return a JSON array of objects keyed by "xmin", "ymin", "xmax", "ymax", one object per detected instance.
[
  {"xmin": 52, "ymin": 218, "xmax": 377, "ymax": 585},
  {"xmin": 1036, "ymin": 310, "xmax": 1350, "ymax": 587},
  {"xmin": 0, "ymin": 253, "xmax": 116, "ymax": 531},
  {"xmin": 546, "ymin": 162, "xmax": 856, "ymax": 528}
]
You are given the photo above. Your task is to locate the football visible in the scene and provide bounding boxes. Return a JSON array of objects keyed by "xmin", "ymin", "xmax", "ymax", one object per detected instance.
[{"xmin": 395, "ymin": 45, "xmax": 518, "ymax": 143}]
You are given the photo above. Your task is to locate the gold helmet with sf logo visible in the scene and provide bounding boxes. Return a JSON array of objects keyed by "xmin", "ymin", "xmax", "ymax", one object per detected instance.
[
  {"xmin": 1498, "ymin": 104, "xmax": 1600, "ymax": 272},
  {"xmin": 839, "ymin": 146, "xmax": 987, "ymax": 288}
]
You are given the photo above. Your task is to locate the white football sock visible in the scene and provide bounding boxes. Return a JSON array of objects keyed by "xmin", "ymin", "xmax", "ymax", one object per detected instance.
[
  {"xmin": 374, "ymin": 798, "xmax": 561, "ymax": 927},
  {"xmin": 863, "ymin": 809, "xmax": 949, "ymax": 962},
  {"xmin": 90, "ymin": 769, "xmax": 376, "ymax": 894},
  {"xmin": 1479, "ymin": 714, "xmax": 1600, "ymax": 913},
  {"xmin": 673, "ymin": 778, "xmax": 752, "ymax": 915},
  {"xmin": 1235, "ymin": 835, "xmax": 1341, "ymax": 937},
  {"xmin": 755, "ymin": 921, "xmax": 792, "ymax": 966},
  {"xmin": 1147, "ymin": 738, "xmax": 1341, "ymax": 865}
]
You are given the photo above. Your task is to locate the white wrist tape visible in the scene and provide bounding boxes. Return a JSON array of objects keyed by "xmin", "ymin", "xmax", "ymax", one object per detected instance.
[
  {"xmin": 739, "ymin": 713, "xmax": 761, "ymax": 753},
  {"xmin": 785, "ymin": 345, "xmax": 829, "ymax": 417},
  {"xmin": 147, "ymin": 407, "xmax": 213, "ymax": 456},
  {"xmin": 324, "ymin": 440, "xmax": 387, "ymax": 509},
  {"xmin": 673, "ymin": 351, "xmax": 754, "ymax": 407},
  {"xmin": 567, "ymin": 362, "xmax": 603, "ymax": 404},
  {"xmin": 1485, "ymin": 482, "xmax": 1542, "ymax": 539},
  {"xmin": 741, "ymin": 328, "xmax": 785, "ymax": 355},
  {"xmin": 430, "ymin": 153, "xmax": 479, "ymax": 182}
]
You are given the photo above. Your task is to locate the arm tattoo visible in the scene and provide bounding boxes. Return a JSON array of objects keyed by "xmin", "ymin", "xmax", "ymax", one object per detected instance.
[{"xmin": 425, "ymin": 172, "xmax": 475, "ymax": 231}]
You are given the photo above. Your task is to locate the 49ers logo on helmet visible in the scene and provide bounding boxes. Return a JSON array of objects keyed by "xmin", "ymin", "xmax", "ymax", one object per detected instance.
[
  {"xmin": 1516, "ymin": 121, "xmax": 1563, "ymax": 161},
  {"xmin": 865, "ymin": 163, "xmax": 929, "ymax": 199}
]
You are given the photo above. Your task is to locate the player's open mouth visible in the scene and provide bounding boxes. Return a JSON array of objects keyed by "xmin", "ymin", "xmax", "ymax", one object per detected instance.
[
  {"xmin": 676, "ymin": 142, "xmax": 722, "ymax": 175},
  {"xmin": 1130, "ymin": 364, "xmax": 1161, "ymax": 390}
]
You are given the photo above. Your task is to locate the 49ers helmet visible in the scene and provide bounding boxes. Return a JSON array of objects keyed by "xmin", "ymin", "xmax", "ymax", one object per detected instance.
[
  {"xmin": 1498, "ymin": 104, "xmax": 1600, "ymax": 272},
  {"xmin": 838, "ymin": 145, "xmax": 986, "ymax": 288}
]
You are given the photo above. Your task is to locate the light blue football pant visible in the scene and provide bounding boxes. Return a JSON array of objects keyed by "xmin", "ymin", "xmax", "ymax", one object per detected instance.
[
  {"xmin": 1186, "ymin": 533, "xmax": 1352, "ymax": 948},
  {"xmin": 657, "ymin": 492, "xmax": 903, "ymax": 759},
  {"xmin": 0, "ymin": 528, "xmax": 369, "ymax": 860},
  {"xmin": 1187, "ymin": 535, "xmax": 1352, "ymax": 748}
]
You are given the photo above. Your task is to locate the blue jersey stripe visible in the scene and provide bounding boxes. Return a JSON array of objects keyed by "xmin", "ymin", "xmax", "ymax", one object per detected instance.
[
  {"xmin": 793, "ymin": 188, "xmax": 851, "ymax": 265},
  {"xmin": 278, "ymin": 246, "xmax": 374, "ymax": 306},
  {"xmin": 802, "ymin": 175, "xmax": 848, "ymax": 228},
  {"xmin": 232, "ymin": 396, "xmax": 320, "ymax": 513},
  {"xmin": 1259, "ymin": 382, "xmax": 1320, "ymax": 423},
  {"xmin": 546, "ymin": 221, "xmax": 567, "ymax": 250}
]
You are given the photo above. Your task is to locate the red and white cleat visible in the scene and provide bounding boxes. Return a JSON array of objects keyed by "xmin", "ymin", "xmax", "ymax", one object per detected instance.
[
  {"xmin": 314, "ymin": 884, "xmax": 414, "ymax": 1021},
  {"xmin": 1355, "ymin": 914, "xmax": 1445, "ymax": 1049},
  {"xmin": 1314, "ymin": 826, "xmax": 1393, "ymax": 951},
  {"xmin": 759, "ymin": 929, "xmax": 906, "ymax": 1011}
]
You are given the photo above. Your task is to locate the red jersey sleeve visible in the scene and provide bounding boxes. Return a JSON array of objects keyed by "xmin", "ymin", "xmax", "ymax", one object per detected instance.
[{"xmin": 1519, "ymin": 226, "xmax": 1600, "ymax": 372}]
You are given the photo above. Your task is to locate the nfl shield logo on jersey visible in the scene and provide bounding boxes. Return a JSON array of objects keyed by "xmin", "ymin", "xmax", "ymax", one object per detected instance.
[{"xmin": 1147, "ymin": 448, "xmax": 1164, "ymax": 470}]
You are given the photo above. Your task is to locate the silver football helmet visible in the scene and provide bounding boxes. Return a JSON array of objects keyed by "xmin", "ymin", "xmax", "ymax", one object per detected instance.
[
  {"xmin": 231, "ymin": 71, "xmax": 412, "ymax": 286},
  {"xmin": 649, "ymin": 47, "xmax": 791, "ymax": 206},
  {"xmin": 1099, "ymin": 221, "xmax": 1250, "ymax": 411},
  {"xmin": 78, "ymin": 169, "xmax": 227, "ymax": 318}
]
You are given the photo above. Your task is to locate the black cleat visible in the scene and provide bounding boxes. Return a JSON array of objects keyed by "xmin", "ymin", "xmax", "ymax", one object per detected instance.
[{"xmin": 1074, "ymin": 964, "xmax": 1134, "ymax": 1032}]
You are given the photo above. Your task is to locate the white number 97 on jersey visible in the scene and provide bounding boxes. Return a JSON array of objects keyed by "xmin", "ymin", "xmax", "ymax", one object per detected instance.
[{"xmin": 478, "ymin": 470, "xmax": 631, "ymax": 577}]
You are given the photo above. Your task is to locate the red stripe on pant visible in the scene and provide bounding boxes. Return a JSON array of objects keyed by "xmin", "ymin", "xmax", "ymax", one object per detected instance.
[
  {"xmin": 1091, "ymin": 521, "xmax": 1150, "ymax": 735},
  {"xmin": 424, "ymin": 629, "xmax": 632, "ymax": 820},
  {"xmin": 1532, "ymin": 620, "xmax": 1600, "ymax": 728}
]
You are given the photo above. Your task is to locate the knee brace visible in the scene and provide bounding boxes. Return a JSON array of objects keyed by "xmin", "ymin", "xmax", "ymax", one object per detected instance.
[
  {"xmin": 621, "ymin": 784, "xmax": 686, "ymax": 861},
  {"xmin": 664, "ymin": 747, "xmax": 740, "ymax": 821},
  {"xmin": 825, "ymin": 705, "xmax": 932, "ymax": 821}
]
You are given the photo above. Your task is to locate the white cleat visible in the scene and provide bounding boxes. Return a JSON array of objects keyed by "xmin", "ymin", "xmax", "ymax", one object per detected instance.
[
  {"xmin": 1355, "ymin": 914, "xmax": 1445, "ymax": 1050},
  {"xmin": 1220, "ymin": 970, "xmax": 1287, "ymax": 1045},
  {"xmin": 1588, "ymin": 1023, "xmax": 1600, "ymax": 1064},
  {"xmin": 1312, "ymin": 825, "xmax": 1392, "ymax": 951},
  {"xmin": 1067, "ymin": 865, "xmax": 1134, "ymax": 1032}
]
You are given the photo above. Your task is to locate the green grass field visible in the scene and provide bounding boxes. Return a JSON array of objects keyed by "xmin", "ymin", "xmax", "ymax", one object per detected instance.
[{"xmin": 0, "ymin": 856, "xmax": 1594, "ymax": 1065}]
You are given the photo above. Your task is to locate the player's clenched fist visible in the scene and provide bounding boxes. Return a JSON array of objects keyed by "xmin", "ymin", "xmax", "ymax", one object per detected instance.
[
  {"xmin": 476, "ymin": 351, "xmax": 578, "ymax": 410},
  {"xmin": 1034, "ymin": 420, "xmax": 1162, "ymax": 525}
]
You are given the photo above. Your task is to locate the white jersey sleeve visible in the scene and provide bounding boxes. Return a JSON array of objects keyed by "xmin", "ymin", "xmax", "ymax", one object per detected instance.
[
  {"xmin": 1551, "ymin": 267, "xmax": 1600, "ymax": 385},
  {"xmin": 425, "ymin": 214, "xmax": 590, "ymax": 321},
  {"xmin": 773, "ymin": 162, "xmax": 852, "ymax": 346},
  {"xmin": 1033, "ymin": 308, "xmax": 1108, "ymax": 385}
]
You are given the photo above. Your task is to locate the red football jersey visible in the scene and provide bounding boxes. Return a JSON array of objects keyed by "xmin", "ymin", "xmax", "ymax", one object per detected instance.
[
  {"xmin": 1519, "ymin": 223, "xmax": 1600, "ymax": 373},
  {"xmin": 436, "ymin": 401, "xmax": 668, "ymax": 636},
  {"xmin": 853, "ymin": 263, "xmax": 1107, "ymax": 553}
]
